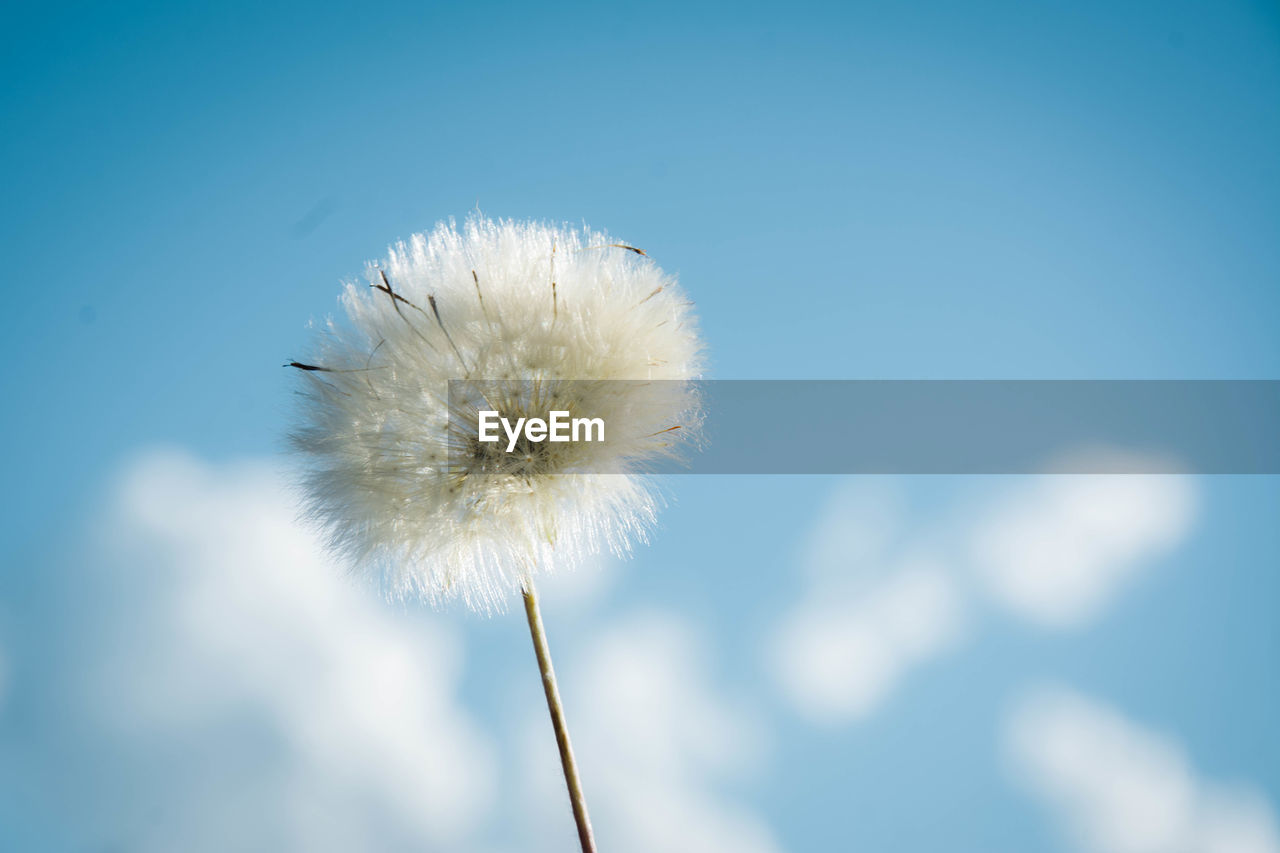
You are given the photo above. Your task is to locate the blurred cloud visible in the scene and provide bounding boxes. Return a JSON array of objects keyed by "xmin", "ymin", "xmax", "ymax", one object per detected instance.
[
  {"xmin": 530, "ymin": 549, "xmax": 618, "ymax": 616},
  {"xmin": 971, "ymin": 473, "xmax": 1197, "ymax": 628},
  {"xmin": 769, "ymin": 561, "xmax": 964, "ymax": 724},
  {"xmin": 1, "ymin": 448, "xmax": 788, "ymax": 852},
  {"xmin": 522, "ymin": 611, "xmax": 783, "ymax": 853},
  {"xmin": 770, "ymin": 467, "xmax": 1198, "ymax": 724},
  {"xmin": 1006, "ymin": 686, "xmax": 1280, "ymax": 853},
  {"xmin": 796, "ymin": 478, "xmax": 907, "ymax": 584},
  {"xmin": 22, "ymin": 449, "xmax": 496, "ymax": 852}
]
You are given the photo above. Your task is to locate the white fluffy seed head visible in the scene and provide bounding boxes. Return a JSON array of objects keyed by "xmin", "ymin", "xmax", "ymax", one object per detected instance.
[{"xmin": 290, "ymin": 217, "xmax": 704, "ymax": 612}]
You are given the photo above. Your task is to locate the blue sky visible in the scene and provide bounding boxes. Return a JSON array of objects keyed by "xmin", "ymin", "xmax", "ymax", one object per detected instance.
[{"xmin": 1, "ymin": 1, "xmax": 1278, "ymax": 851}]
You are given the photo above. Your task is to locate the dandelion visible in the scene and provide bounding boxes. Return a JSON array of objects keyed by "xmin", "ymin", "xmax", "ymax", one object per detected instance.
[{"xmin": 288, "ymin": 216, "xmax": 704, "ymax": 852}]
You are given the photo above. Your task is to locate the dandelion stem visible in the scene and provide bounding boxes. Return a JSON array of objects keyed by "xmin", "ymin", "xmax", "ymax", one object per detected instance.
[{"xmin": 522, "ymin": 581, "xmax": 597, "ymax": 853}]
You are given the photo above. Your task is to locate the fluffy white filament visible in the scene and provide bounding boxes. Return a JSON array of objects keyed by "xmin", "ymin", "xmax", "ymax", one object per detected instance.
[{"xmin": 290, "ymin": 217, "xmax": 704, "ymax": 611}]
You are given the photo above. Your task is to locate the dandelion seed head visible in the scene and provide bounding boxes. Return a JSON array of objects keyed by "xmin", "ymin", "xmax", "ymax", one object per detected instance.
[{"xmin": 290, "ymin": 217, "xmax": 704, "ymax": 611}]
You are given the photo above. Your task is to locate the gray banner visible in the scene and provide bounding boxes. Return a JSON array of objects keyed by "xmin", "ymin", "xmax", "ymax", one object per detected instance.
[{"xmin": 447, "ymin": 380, "xmax": 1280, "ymax": 474}]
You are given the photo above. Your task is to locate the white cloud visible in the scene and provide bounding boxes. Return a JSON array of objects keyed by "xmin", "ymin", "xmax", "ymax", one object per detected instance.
[
  {"xmin": 769, "ymin": 561, "xmax": 964, "ymax": 724},
  {"xmin": 70, "ymin": 449, "xmax": 496, "ymax": 852},
  {"xmin": 528, "ymin": 550, "xmax": 618, "ymax": 615},
  {"xmin": 770, "ymin": 468, "xmax": 1198, "ymax": 725},
  {"xmin": 521, "ymin": 612, "xmax": 783, "ymax": 853},
  {"xmin": 971, "ymin": 474, "xmax": 1196, "ymax": 628},
  {"xmin": 767, "ymin": 478, "xmax": 966, "ymax": 724},
  {"xmin": 797, "ymin": 478, "xmax": 907, "ymax": 584},
  {"xmin": 1007, "ymin": 686, "xmax": 1280, "ymax": 853},
  {"xmin": 6, "ymin": 449, "xmax": 786, "ymax": 852}
]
